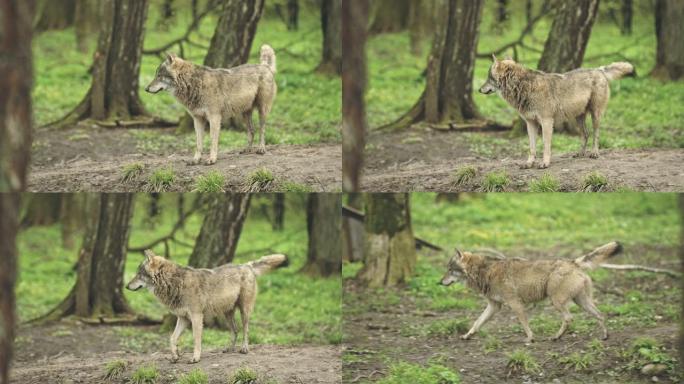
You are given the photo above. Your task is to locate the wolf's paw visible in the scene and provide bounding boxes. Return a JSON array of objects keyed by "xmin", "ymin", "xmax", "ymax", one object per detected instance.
[
  {"xmin": 524, "ymin": 337, "xmax": 535, "ymax": 344},
  {"xmin": 189, "ymin": 357, "xmax": 200, "ymax": 364},
  {"xmin": 460, "ymin": 333, "xmax": 472, "ymax": 340},
  {"xmin": 589, "ymin": 151, "xmax": 599, "ymax": 159},
  {"xmin": 256, "ymin": 146, "xmax": 266, "ymax": 155},
  {"xmin": 239, "ymin": 346, "xmax": 249, "ymax": 354},
  {"xmin": 537, "ymin": 162, "xmax": 549, "ymax": 169},
  {"xmin": 186, "ymin": 158, "xmax": 201, "ymax": 166},
  {"xmin": 169, "ymin": 355, "xmax": 180, "ymax": 364},
  {"xmin": 573, "ymin": 151, "xmax": 586, "ymax": 158},
  {"xmin": 203, "ymin": 158, "xmax": 217, "ymax": 166},
  {"xmin": 239, "ymin": 147, "xmax": 253, "ymax": 154},
  {"xmin": 520, "ymin": 162, "xmax": 535, "ymax": 169}
]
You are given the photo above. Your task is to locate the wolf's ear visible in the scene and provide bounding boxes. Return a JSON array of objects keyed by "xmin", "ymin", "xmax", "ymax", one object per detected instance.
[
  {"xmin": 455, "ymin": 248, "xmax": 464, "ymax": 259},
  {"xmin": 491, "ymin": 54, "xmax": 498, "ymax": 63},
  {"xmin": 166, "ymin": 52, "xmax": 177, "ymax": 63},
  {"xmin": 144, "ymin": 249, "xmax": 154, "ymax": 262}
]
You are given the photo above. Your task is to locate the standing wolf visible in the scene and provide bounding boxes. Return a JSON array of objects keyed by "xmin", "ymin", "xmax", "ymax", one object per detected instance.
[
  {"xmin": 126, "ymin": 250, "xmax": 288, "ymax": 363},
  {"xmin": 479, "ymin": 56, "xmax": 635, "ymax": 168},
  {"xmin": 145, "ymin": 45, "xmax": 277, "ymax": 165},
  {"xmin": 439, "ymin": 242, "xmax": 622, "ymax": 343}
]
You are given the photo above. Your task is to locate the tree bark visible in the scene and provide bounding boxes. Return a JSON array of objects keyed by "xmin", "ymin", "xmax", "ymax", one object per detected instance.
[
  {"xmin": 60, "ymin": 194, "xmax": 86, "ymax": 249},
  {"xmin": 74, "ymin": 0, "xmax": 100, "ymax": 53},
  {"xmin": 272, "ymin": 194, "xmax": 285, "ymax": 231},
  {"xmin": 385, "ymin": 0, "xmax": 484, "ymax": 129},
  {"xmin": 368, "ymin": 0, "xmax": 410, "ymax": 35},
  {"xmin": 357, "ymin": 194, "xmax": 416, "ymax": 287},
  {"xmin": 20, "ymin": 194, "xmax": 62, "ymax": 227},
  {"xmin": 33, "ymin": 0, "xmax": 75, "ymax": 32},
  {"xmin": 620, "ymin": 0, "xmax": 632, "ymax": 35},
  {"xmin": 651, "ymin": 0, "xmax": 684, "ymax": 81},
  {"xmin": 408, "ymin": 0, "xmax": 436, "ymax": 56},
  {"xmin": 316, "ymin": 0, "xmax": 342, "ymax": 75},
  {"xmin": 51, "ymin": 0, "xmax": 150, "ymax": 127},
  {"xmin": 0, "ymin": 193, "xmax": 20, "ymax": 384},
  {"xmin": 301, "ymin": 194, "xmax": 342, "ymax": 277},
  {"xmin": 178, "ymin": 0, "xmax": 265, "ymax": 132},
  {"xmin": 188, "ymin": 194, "xmax": 251, "ymax": 268},
  {"xmin": 40, "ymin": 194, "xmax": 135, "ymax": 322},
  {"xmin": 0, "ymin": 0, "xmax": 34, "ymax": 193},
  {"xmin": 679, "ymin": 194, "xmax": 684, "ymax": 370},
  {"xmin": 342, "ymin": 0, "xmax": 369, "ymax": 192},
  {"xmin": 286, "ymin": 0, "xmax": 298, "ymax": 30}
]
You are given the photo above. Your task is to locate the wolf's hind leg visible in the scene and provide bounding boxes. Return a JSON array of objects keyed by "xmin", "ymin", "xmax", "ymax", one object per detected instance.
[
  {"xmin": 240, "ymin": 110, "xmax": 255, "ymax": 154},
  {"xmin": 238, "ymin": 301, "xmax": 254, "ymax": 354},
  {"xmin": 256, "ymin": 108, "xmax": 267, "ymax": 155},
  {"xmin": 574, "ymin": 114, "xmax": 588, "ymax": 158},
  {"xmin": 539, "ymin": 118, "xmax": 553, "ymax": 168},
  {"xmin": 574, "ymin": 291, "xmax": 607, "ymax": 339},
  {"xmin": 190, "ymin": 117, "xmax": 206, "ymax": 165},
  {"xmin": 169, "ymin": 316, "xmax": 188, "ymax": 362},
  {"xmin": 462, "ymin": 300, "xmax": 501, "ymax": 340},
  {"xmin": 189, "ymin": 312, "xmax": 204, "ymax": 363},
  {"xmin": 590, "ymin": 111, "xmax": 601, "ymax": 159},
  {"xmin": 222, "ymin": 309, "xmax": 238, "ymax": 353},
  {"xmin": 521, "ymin": 120, "xmax": 538, "ymax": 169},
  {"xmin": 551, "ymin": 299, "xmax": 572, "ymax": 340},
  {"xmin": 205, "ymin": 115, "xmax": 221, "ymax": 165}
]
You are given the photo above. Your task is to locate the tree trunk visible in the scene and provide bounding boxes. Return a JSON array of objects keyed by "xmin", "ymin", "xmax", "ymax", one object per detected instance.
[
  {"xmin": 0, "ymin": 0, "xmax": 34, "ymax": 193},
  {"xmin": 538, "ymin": 0, "xmax": 599, "ymax": 73},
  {"xmin": 408, "ymin": 0, "xmax": 436, "ymax": 56},
  {"xmin": 679, "ymin": 194, "xmax": 684, "ymax": 370},
  {"xmin": 620, "ymin": 0, "xmax": 632, "ymax": 35},
  {"xmin": 20, "ymin": 194, "xmax": 62, "ymax": 227},
  {"xmin": 385, "ymin": 0, "xmax": 484, "ymax": 129},
  {"xmin": 0, "ymin": 193, "xmax": 20, "ymax": 384},
  {"xmin": 33, "ymin": 0, "xmax": 75, "ymax": 32},
  {"xmin": 156, "ymin": 0, "xmax": 175, "ymax": 30},
  {"xmin": 178, "ymin": 0, "xmax": 265, "ymax": 132},
  {"xmin": 357, "ymin": 194, "xmax": 416, "ymax": 287},
  {"xmin": 316, "ymin": 0, "xmax": 342, "ymax": 75},
  {"xmin": 74, "ymin": 0, "xmax": 100, "ymax": 53},
  {"xmin": 651, "ymin": 0, "xmax": 684, "ymax": 81},
  {"xmin": 41, "ymin": 194, "xmax": 135, "ymax": 321},
  {"xmin": 60, "ymin": 194, "xmax": 86, "ymax": 249},
  {"xmin": 188, "ymin": 194, "xmax": 251, "ymax": 268},
  {"xmin": 51, "ymin": 0, "xmax": 150, "ymax": 127},
  {"xmin": 287, "ymin": 0, "xmax": 298, "ymax": 30},
  {"xmin": 301, "ymin": 194, "xmax": 342, "ymax": 277},
  {"xmin": 342, "ymin": 0, "xmax": 369, "ymax": 192},
  {"xmin": 368, "ymin": 0, "xmax": 410, "ymax": 35},
  {"xmin": 272, "ymin": 194, "xmax": 285, "ymax": 231}
]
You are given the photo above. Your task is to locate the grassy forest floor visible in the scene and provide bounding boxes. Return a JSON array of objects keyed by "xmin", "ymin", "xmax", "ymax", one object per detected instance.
[
  {"xmin": 11, "ymin": 194, "xmax": 342, "ymax": 383},
  {"xmin": 342, "ymin": 194, "xmax": 682, "ymax": 383},
  {"xmin": 28, "ymin": 3, "xmax": 341, "ymax": 192},
  {"xmin": 363, "ymin": 2, "xmax": 684, "ymax": 192}
]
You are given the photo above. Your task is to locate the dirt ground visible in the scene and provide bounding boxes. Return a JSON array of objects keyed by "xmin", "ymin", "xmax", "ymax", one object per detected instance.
[
  {"xmin": 28, "ymin": 126, "xmax": 341, "ymax": 192},
  {"xmin": 362, "ymin": 128, "xmax": 684, "ymax": 192},
  {"xmin": 342, "ymin": 246, "xmax": 682, "ymax": 384},
  {"xmin": 11, "ymin": 321, "xmax": 341, "ymax": 383}
]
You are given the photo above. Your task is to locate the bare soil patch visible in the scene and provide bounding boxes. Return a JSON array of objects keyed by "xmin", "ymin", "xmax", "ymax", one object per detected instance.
[
  {"xmin": 362, "ymin": 129, "xmax": 684, "ymax": 192},
  {"xmin": 28, "ymin": 126, "xmax": 340, "ymax": 192},
  {"xmin": 12, "ymin": 322, "xmax": 341, "ymax": 383}
]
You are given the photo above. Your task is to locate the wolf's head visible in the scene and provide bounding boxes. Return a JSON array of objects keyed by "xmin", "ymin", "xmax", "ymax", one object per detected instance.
[
  {"xmin": 126, "ymin": 250, "xmax": 162, "ymax": 292},
  {"xmin": 479, "ymin": 55, "xmax": 516, "ymax": 95},
  {"xmin": 145, "ymin": 53, "xmax": 181, "ymax": 94},
  {"xmin": 439, "ymin": 249, "xmax": 468, "ymax": 286}
]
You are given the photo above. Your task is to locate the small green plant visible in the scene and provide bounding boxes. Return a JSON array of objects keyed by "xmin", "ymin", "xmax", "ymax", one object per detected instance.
[
  {"xmin": 376, "ymin": 361, "xmax": 460, "ymax": 384},
  {"xmin": 588, "ymin": 338, "xmax": 605, "ymax": 355},
  {"xmin": 103, "ymin": 360, "xmax": 126, "ymax": 380},
  {"xmin": 121, "ymin": 163, "xmax": 144, "ymax": 183},
  {"xmin": 229, "ymin": 366, "xmax": 258, "ymax": 384},
  {"xmin": 483, "ymin": 335, "xmax": 502, "ymax": 354},
  {"xmin": 558, "ymin": 351, "xmax": 592, "ymax": 371},
  {"xmin": 426, "ymin": 319, "xmax": 470, "ymax": 337},
  {"xmin": 528, "ymin": 172, "xmax": 560, "ymax": 192},
  {"xmin": 582, "ymin": 171, "xmax": 608, "ymax": 192},
  {"xmin": 281, "ymin": 181, "xmax": 312, "ymax": 192},
  {"xmin": 506, "ymin": 349, "xmax": 540, "ymax": 376},
  {"xmin": 623, "ymin": 337, "xmax": 677, "ymax": 374},
  {"xmin": 130, "ymin": 365, "xmax": 159, "ymax": 384},
  {"xmin": 481, "ymin": 171, "xmax": 509, "ymax": 192},
  {"xmin": 147, "ymin": 168, "xmax": 175, "ymax": 192},
  {"xmin": 452, "ymin": 166, "xmax": 476, "ymax": 186},
  {"xmin": 178, "ymin": 368, "xmax": 208, "ymax": 384},
  {"xmin": 247, "ymin": 168, "xmax": 274, "ymax": 192},
  {"xmin": 194, "ymin": 171, "xmax": 225, "ymax": 192}
]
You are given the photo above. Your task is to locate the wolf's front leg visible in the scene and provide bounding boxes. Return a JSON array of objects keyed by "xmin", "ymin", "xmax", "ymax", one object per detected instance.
[
  {"xmin": 256, "ymin": 110, "xmax": 267, "ymax": 155},
  {"xmin": 521, "ymin": 120, "xmax": 538, "ymax": 169},
  {"xmin": 169, "ymin": 316, "xmax": 188, "ymax": 363},
  {"xmin": 189, "ymin": 117, "xmax": 206, "ymax": 165},
  {"xmin": 206, "ymin": 116, "xmax": 221, "ymax": 165},
  {"xmin": 539, "ymin": 119, "xmax": 553, "ymax": 169},
  {"xmin": 461, "ymin": 301, "xmax": 500, "ymax": 340},
  {"xmin": 189, "ymin": 313, "xmax": 204, "ymax": 363}
]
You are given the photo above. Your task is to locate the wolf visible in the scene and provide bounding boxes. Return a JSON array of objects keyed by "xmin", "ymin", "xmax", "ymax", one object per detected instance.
[
  {"xmin": 145, "ymin": 45, "xmax": 277, "ymax": 165},
  {"xmin": 479, "ymin": 56, "xmax": 635, "ymax": 168},
  {"xmin": 126, "ymin": 250, "xmax": 288, "ymax": 363},
  {"xmin": 439, "ymin": 242, "xmax": 623, "ymax": 343}
]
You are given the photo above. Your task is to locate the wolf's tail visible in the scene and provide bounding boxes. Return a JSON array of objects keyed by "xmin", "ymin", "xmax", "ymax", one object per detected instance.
[
  {"xmin": 247, "ymin": 254, "xmax": 288, "ymax": 276},
  {"xmin": 600, "ymin": 62, "xmax": 636, "ymax": 81},
  {"xmin": 260, "ymin": 44, "xmax": 276, "ymax": 74},
  {"xmin": 574, "ymin": 242, "xmax": 623, "ymax": 270}
]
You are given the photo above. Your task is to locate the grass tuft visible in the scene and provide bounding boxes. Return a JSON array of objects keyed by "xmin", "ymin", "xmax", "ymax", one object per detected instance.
[
  {"xmin": 376, "ymin": 361, "xmax": 460, "ymax": 384},
  {"xmin": 130, "ymin": 364, "xmax": 159, "ymax": 384},
  {"xmin": 247, "ymin": 168, "xmax": 274, "ymax": 192},
  {"xmin": 229, "ymin": 366, "xmax": 259, "ymax": 384},
  {"xmin": 281, "ymin": 181, "xmax": 313, "ymax": 192},
  {"xmin": 452, "ymin": 166, "xmax": 477, "ymax": 187},
  {"xmin": 103, "ymin": 360, "xmax": 126, "ymax": 380},
  {"xmin": 481, "ymin": 171, "xmax": 509, "ymax": 192},
  {"xmin": 146, "ymin": 168, "xmax": 175, "ymax": 192},
  {"xmin": 426, "ymin": 319, "xmax": 469, "ymax": 337},
  {"xmin": 178, "ymin": 368, "xmax": 208, "ymax": 384},
  {"xmin": 506, "ymin": 349, "xmax": 540, "ymax": 376},
  {"xmin": 121, "ymin": 163, "xmax": 144, "ymax": 183},
  {"xmin": 193, "ymin": 171, "xmax": 225, "ymax": 193},
  {"xmin": 558, "ymin": 352, "xmax": 592, "ymax": 371},
  {"xmin": 528, "ymin": 172, "xmax": 560, "ymax": 192},
  {"xmin": 582, "ymin": 171, "xmax": 608, "ymax": 192}
]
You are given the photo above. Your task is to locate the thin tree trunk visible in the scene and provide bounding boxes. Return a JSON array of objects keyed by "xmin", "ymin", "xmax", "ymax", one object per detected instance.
[
  {"xmin": 33, "ymin": 0, "xmax": 75, "ymax": 32},
  {"xmin": 342, "ymin": 0, "xmax": 369, "ymax": 192},
  {"xmin": 178, "ymin": 0, "xmax": 265, "ymax": 132},
  {"xmin": 287, "ymin": 0, "xmax": 298, "ymax": 30},
  {"xmin": 50, "ymin": 0, "xmax": 150, "ymax": 127},
  {"xmin": 74, "ymin": 0, "xmax": 100, "ymax": 53},
  {"xmin": 385, "ymin": 0, "xmax": 484, "ymax": 129},
  {"xmin": 357, "ymin": 194, "xmax": 416, "ymax": 287},
  {"xmin": 272, "ymin": 194, "xmax": 285, "ymax": 231},
  {"xmin": 0, "ymin": 0, "xmax": 34, "ymax": 193},
  {"xmin": 651, "ymin": 0, "xmax": 684, "ymax": 81},
  {"xmin": 60, "ymin": 193, "xmax": 86, "ymax": 249},
  {"xmin": 368, "ymin": 0, "xmax": 410, "ymax": 35},
  {"xmin": 20, "ymin": 194, "xmax": 62, "ymax": 227},
  {"xmin": 408, "ymin": 0, "xmax": 436, "ymax": 56},
  {"xmin": 0, "ymin": 193, "xmax": 20, "ymax": 384},
  {"xmin": 301, "ymin": 194, "xmax": 342, "ymax": 277},
  {"xmin": 316, "ymin": 0, "xmax": 342, "ymax": 75},
  {"xmin": 188, "ymin": 194, "xmax": 251, "ymax": 268},
  {"xmin": 621, "ymin": 0, "xmax": 632, "ymax": 35}
]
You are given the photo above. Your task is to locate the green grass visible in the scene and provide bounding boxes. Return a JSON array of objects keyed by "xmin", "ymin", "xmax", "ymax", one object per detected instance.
[
  {"xmin": 366, "ymin": 2, "xmax": 684, "ymax": 151},
  {"xmin": 146, "ymin": 168, "xmax": 175, "ymax": 192},
  {"xmin": 280, "ymin": 181, "xmax": 313, "ymax": 192},
  {"xmin": 32, "ymin": 6, "xmax": 340, "ymax": 145},
  {"xmin": 425, "ymin": 319, "xmax": 469, "ymax": 337},
  {"xmin": 623, "ymin": 337, "xmax": 678, "ymax": 375},
  {"xmin": 177, "ymin": 368, "xmax": 208, "ymax": 384},
  {"xmin": 103, "ymin": 360, "xmax": 127, "ymax": 380},
  {"xmin": 15, "ymin": 194, "xmax": 341, "ymax": 348},
  {"xmin": 506, "ymin": 349, "xmax": 540, "ymax": 375},
  {"xmin": 121, "ymin": 163, "xmax": 144, "ymax": 183},
  {"xmin": 193, "ymin": 171, "xmax": 225, "ymax": 192},
  {"xmin": 247, "ymin": 168, "xmax": 275, "ymax": 192},
  {"xmin": 558, "ymin": 352, "xmax": 593, "ymax": 371},
  {"xmin": 451, "ymin": 166, "xmax": 477, "ymax": 186},
  {"xmin": 229, "ymin": 367, "xmax": 258, "ymax": 384},
  {"xmin": 582, "ymin": 171, "xmax": 609, "ymax": 192},
  {"xmin": 130, "ymin": 364, "xmax": 159, "ymax": 384},
  {"xmin": 481, "ymin": 171, "xmax": 509, "ymax": 192},
  {"xmin": 376, "ymin": 361, "xmax": 460, "ymax": 384},
  {"xmin": 528, "ymin": 172, "xmax": 560, "ymax": 192}
]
